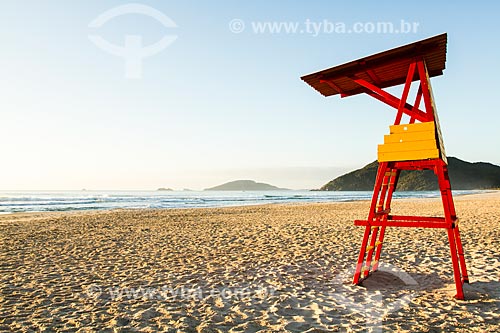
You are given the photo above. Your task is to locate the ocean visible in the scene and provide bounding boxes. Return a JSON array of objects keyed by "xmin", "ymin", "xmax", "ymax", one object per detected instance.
[{"xmin": 0, "ymin": 190, "xmax": 481, "ymax": 214}]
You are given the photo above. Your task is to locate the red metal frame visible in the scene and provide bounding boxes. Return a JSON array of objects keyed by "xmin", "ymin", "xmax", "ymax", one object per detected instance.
[{"xmin": 329, "ymin": 58, "xmax": 470, "ymax": 300}]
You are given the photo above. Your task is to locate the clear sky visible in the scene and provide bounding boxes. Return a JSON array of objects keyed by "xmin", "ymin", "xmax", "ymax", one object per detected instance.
[{"xmin": 1, "ymin": 1, "xmax": 499, "ymax": 190}]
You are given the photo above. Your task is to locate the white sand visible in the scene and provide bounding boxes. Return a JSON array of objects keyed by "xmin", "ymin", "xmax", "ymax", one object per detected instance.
[{"xmin": 1, "ymin": 192, "xmax": 499, "ymax": 332}]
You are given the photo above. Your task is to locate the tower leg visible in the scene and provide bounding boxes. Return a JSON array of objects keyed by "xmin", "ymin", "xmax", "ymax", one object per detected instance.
[
  {"xmin": 436, "ymin": 161, "xmax": 467, "ymax": 299},
  {"xmin": 353, "ymin": 226, "xmax": 371, "ymax": 284},
  {"xmin": 453, "ymin": 225, "xmax": 469, "ymax": 283},
  {"xmin": 447, "ymin": 227, "xmax": 465, "ymax": 300}
]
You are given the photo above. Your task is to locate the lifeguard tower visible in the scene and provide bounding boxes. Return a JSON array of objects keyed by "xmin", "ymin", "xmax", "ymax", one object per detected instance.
[{"xmin": 301, "ymin": 33, "xmax": 469, "ymax": 299}]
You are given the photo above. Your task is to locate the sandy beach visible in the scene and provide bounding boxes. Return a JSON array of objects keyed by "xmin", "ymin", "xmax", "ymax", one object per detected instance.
[{"xmin": 1, "ymin": 193, "xmax": 499, "ymax": 332}]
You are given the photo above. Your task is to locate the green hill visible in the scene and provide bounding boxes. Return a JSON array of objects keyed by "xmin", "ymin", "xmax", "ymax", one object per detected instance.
[
  {"xmin": 204, "ymin": 180, "xmax": 287, "ymax": 191},
  {"xmin": 319, "ymin": 157, "xmax": 500, "ymax": 191}
]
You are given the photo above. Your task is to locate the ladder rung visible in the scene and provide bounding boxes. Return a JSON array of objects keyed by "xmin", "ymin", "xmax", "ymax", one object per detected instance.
[
  {"xmin": 375, "ymin": 241, "xmax": 382, "ymax": 246},
  {"xmin": 371, "ymin": 226, "xmax": 379, "ymax": 230},
  {"xmin": 366, "ymin": 245, "xmax": 374, "ymax": 251},
  {"xmin": 375, "ymin": 209, "xmax": 391, "ymax": 216}
]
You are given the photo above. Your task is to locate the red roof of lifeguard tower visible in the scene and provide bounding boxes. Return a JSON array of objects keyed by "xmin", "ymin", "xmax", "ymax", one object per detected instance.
[{"xmin": 301, "ymin": 33, "xmax": 447, "ymax": 97}]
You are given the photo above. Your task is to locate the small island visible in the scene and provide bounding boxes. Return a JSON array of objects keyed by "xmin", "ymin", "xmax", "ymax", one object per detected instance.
[
  {"xmin": 156, "ymin": 187, "xmax": 174, "ymax": 191},
  {"xmin": 204, "ymin": 180, "xmax": 288, "ymax": 191}
]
